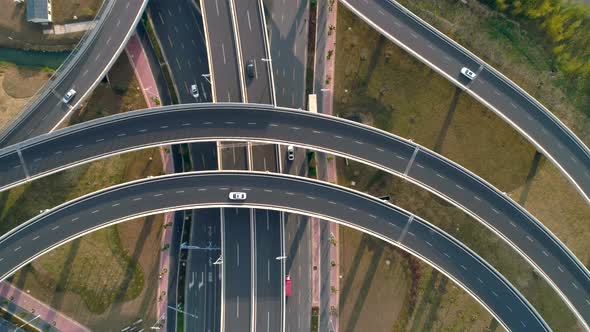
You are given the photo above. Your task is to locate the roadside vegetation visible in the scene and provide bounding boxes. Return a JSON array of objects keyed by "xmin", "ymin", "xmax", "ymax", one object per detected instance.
[
  {"xmin": 0, "ymin": 54, "xmax": 164, "ymax": 330},
  {"xmin": 0, "ymin": 62, "xmax": 51, "ymax": 132},
  {"xmin": 395, "ymin": 0, "xmax": 590, "ymax": 145},
  {"xmin": 334, "ymin": 5, "xmax": 588, "ymax": 331}
]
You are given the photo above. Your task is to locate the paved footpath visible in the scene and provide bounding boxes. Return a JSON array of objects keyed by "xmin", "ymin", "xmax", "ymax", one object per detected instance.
[
  {"xmin": 0, "ymin": 282, "xmax": 89, "ymax": 331},
  {"xmin": 313, "ymin": 0, "xmax": 340, "ymax": 330},
  {"xmin": 126, "ymin": 31, "xmax": 174, "ymax": 328}
]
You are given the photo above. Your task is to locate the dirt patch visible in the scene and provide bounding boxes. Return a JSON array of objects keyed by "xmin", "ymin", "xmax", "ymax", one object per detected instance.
[
  {"xmin": 0, "ymin": 63, "xmax": 49, "ymax": 132},
  {"xmin": 1, "ymin": 64, "xmax": 51, "ymax": 98},
  {"xmin": 52, "ymin": 0, "xmax": 103, "ymax": 24}
]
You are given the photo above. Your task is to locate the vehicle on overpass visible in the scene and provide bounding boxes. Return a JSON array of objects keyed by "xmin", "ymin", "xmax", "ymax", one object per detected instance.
[{"xmin": 285, "ymin": 275, "xmax": 292, "ymax": 297}]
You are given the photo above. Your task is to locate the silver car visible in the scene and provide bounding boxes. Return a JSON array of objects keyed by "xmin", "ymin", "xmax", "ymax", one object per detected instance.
[{"xmin": 62, "ymin": 89, "xmax": 76, "ymax": 103}]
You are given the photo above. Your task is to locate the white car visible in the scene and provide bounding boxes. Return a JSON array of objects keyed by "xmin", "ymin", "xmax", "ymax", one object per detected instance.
[
  {"xmin": 460, "ymin": 67, "xmax": 477, "ymax": 80},
  {"xmin": 62, "ymin": 89, "xmax": 76, "ymax": 103},
  {"xmin": 229, "ymin": 192, "xmax": 247, "ymax": 201},
  {"xmin": 191, "ymin": 84, "xmax": 199, "ymax": 99},
  {"xmin": 287, "ymin": 145, "xmax": 295, "ymax": 161}
]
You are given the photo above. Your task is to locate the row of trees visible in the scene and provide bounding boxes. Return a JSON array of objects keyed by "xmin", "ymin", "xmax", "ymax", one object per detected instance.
[{"xmin": 485, "ymin": 0, "xmax": 589, "ymax": 81}]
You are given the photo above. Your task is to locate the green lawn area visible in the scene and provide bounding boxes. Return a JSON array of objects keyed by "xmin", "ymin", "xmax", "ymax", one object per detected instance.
[
  {"xmin": 334, "ymin": 5, "xmax": 588, "ymax": 331},
  {"xmin": 1, "ymin": 53, "xmax": 165, "ymax": 329},
  {"xmin": 393, "ymin": 0, "xmax": 590, "ymax": 146}
]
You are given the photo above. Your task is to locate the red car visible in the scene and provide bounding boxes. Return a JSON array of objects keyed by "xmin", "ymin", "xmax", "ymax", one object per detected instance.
[{"xmin": 285, "ymin": 275, "xmax": 292, "ymax": 297}]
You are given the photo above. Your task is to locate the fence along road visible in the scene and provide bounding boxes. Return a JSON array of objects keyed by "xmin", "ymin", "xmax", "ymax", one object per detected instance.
[
  {"xmin": 340, "ymin": 0, "xmax": 590, "ymax": 206},
  {"xmin": 0, "ymin": 0, "xmax": 149, "ymax": 147},
  {"xmin": 0, "ymin": 171, "xmax": 550, "ymax": 332},
  {"xmin": 0, "ymin": 103, "xmax": 587, "ymax": 328}
]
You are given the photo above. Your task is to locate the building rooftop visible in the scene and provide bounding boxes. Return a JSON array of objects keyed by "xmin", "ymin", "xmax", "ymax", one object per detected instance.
[{"xmin": 26, "ymin": 0, "xmax": 50, "ymax": 22}]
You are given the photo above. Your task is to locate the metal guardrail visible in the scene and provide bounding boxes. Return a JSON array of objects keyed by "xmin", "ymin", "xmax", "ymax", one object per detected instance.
[{"xmin": 0, "ymin": 0, "xmax": 116, "ymax": 143}]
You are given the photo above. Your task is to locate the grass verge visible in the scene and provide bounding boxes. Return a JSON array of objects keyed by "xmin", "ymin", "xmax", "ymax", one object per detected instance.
[
  {"xmin": 393, "ymin": 0, "xmax": 590, "ymax": 145},
  {"xmin": 334, "ymin": 5, "xmax": 588, "ymax": 331}
]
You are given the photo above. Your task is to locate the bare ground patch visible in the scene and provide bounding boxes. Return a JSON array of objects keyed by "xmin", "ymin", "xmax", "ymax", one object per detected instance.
[{"xmin": 0, "ymin": 63, "xmax": 50, "ymax": 132}]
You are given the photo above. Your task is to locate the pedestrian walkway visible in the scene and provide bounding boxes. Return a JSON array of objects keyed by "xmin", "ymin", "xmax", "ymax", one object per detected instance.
[
  {"xmin": 0, "ymin": 282, "xmax": 89, "ymax": 332},
  {"xmin": 313, "ymin": 0, "xmax": 340, "ymax": 331},
  {"xmin": 125, "ymin": 30, "xmax": 175, "ymax": 328},
  {"xmin": 43, "ymin": 21, "xmax": 95, "ymax": 35}
]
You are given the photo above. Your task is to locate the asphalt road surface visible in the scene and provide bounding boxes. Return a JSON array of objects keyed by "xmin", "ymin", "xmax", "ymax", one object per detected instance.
[
  {"xmin": 0, "ymin": 104, "xmax": 587, "ymax": 326},
  {"xmin": 148, "ymin": 0, "xmax": 212, "ymax": 103},
  {"xmin": 0, "ymin": 0, "xmax": 148, "ymax": 147},
  {"xmin": 253, "ymin": 209, "xmax": 282, "ymax": 332},
  {"xmin": 184, "ymin": 209, "xmax": 222, "ymax": 332},
  {"xmin": 263, "ymin": 0, "xmax": 309, "ymax": 108},
  {"xmin": 0, "ymin": 172, "xmax": 548, "ymax": 332},
  {"xmin": 341, "ymin": 0, "xmax": 590, "ymax": 205},
  {"xmin": 232, "ymin": 0, "xmax": 273, "ymax": 104},
  {"xmin": 201, "ymin": 0, "xmax": 242, "ymax": 102}
]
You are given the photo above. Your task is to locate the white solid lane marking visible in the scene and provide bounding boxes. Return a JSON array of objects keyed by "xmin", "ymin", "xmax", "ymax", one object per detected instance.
[
  {"xmin": 221, "ymin": 43, "xmax": 227, "ymax": 64},
  {"xmin": 247, "ymin": 10, "xmax": 252, "ymax": 31}
]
